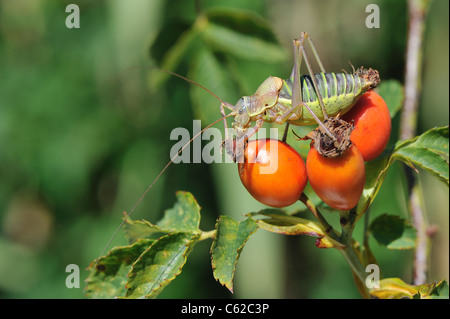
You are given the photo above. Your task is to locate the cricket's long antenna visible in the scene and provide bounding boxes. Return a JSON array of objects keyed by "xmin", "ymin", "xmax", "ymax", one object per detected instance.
[
  {"xmin": 84, "ymin": 112, "xmax": 233, "ymax": 293},
  {"xmin": 155, "ymin": 68, "xmax": 227, "ymax": 105},
  {"xmin": 84, "ymin": 66, "xmax": 235, "ymax": 293},
  {"xmin": 117, "ymin": 65, "xmax": 228, "ymax": 105}
]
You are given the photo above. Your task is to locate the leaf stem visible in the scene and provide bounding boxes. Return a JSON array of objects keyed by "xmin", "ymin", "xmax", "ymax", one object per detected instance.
[
  {"xmin": 363, "ymin": 206, "xmax": 371, "ymax": 247},
  {"xmin": 199, "ymin": 229, "xmax": 216, "ymax": 241},
  {"xmin": 299, "ymin": 193, "xmax": 339, "ymax": 241}
]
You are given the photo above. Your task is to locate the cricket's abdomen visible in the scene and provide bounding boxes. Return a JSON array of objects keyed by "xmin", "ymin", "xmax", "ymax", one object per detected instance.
[{"xmin": 279, "ymin": 72, "xmax": 369, "ymax": 125}]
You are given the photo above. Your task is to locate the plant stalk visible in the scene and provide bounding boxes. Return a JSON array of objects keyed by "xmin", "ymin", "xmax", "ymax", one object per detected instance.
[
  {"xmin": 298, "ymin": 197, "xmax": 372, "ymax": 297},
  {"xmin": 339, "ymin": 209, "xmax": 370, "ymax": 298},
  {"xmin": 401, "ymin": 0, "xmax": 432, "ymax": 285}
]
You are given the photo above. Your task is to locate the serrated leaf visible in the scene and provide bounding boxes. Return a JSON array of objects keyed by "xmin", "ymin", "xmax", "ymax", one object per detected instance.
[
  {"xmin": 369, "ymin": 214, "xmax": 416, "ymax": 249},
  {"xmin": 413, "ymin": 279, "xmax": 449, "ymax": 299},
  {"xmin": 393, "ymin": 126, "xmax": 449, "ymax": 186},
  {"xmin": 413, "ymin": 126, "xmax": 449, "ymax": 157},
  {"xmin": 356, "ymin": 126, "xmax": 449, "ymax": 219},
  {"xmin": 85, "ymin": 239, "xmax": 153, "ymax": 299},
  {"xmin": 255, "ymin": 210, "xmax": 324, "ymax": 236},
  {"xmin": 370, "ymin": 278, "xmax": 419, "ymax": 299},
  {"xmin": 370, "ymin": 278, "xmax": 449, "ymax": 299},
  {"xmin": 376, "ymin": 80, "xmax": 404, "ymax": 118},
  {"xmin": 200, "ymin": 9, "xmax": 288, "ymax": 63},
  {"xmin": 250, "ymin": 209, "xmax": 344, "ymax": 248},
  {"xmin": 125, "ymin": 232, "xmax": 199, "ymax": 299},
  {"xmin": 124, "ymin": 217, "xmax": 167, "ymax": 243},
  {"xmin": 210, "ymin": 215, "xmax": 258, "ymax": 293},
  {"xmin": 156, "ymin": 191, "xmax": 201, "ymax": 233},
  {"xmin": 427, "ymin": 280, "xmax": 449, "ymax": 299},
  {"xmin": 395, "ymin": 146, "xmax": 449, "ymax": 183}
]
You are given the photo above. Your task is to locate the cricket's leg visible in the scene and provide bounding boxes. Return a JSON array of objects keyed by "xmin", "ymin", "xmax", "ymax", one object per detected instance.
[
  {"xmin": 294, "ymin": 32, "xmax": 329, "ymax": 120},
  {"xmin": 291, "ymin": 33, "xmax": 336, "ymax": 141},
  {"xmin": 230, "ymin": 119, "xmax": 265, "ymax": 163}
]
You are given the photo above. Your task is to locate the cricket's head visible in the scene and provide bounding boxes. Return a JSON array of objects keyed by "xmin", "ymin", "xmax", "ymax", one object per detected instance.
[
  {"xmin": 222, "ymin": 76, "xmax": 283, "ymax": 130},
  {"xmin": 223, "ymin": 96, "xmax": 251, "ymax": 128}
]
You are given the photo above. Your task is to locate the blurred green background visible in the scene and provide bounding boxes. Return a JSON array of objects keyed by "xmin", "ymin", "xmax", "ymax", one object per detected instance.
[{"xmin": 0, "ymin": 0, "xmax": 448, "ymax": 299}]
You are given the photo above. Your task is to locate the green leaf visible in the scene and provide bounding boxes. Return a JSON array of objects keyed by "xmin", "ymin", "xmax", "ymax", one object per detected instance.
[
  {"xmin": 124, "ymin": 218, "xmax": 167, "ymax": 243},
  {"xmin": 85, "ymin": 239, "xmax": 153, "ymax": 299},
  {"xmin": 369, "ymin": 214, "xmax": 416, "ymax": 249},
  {"xmin": 253, "ymin": 209, "xmax": 324, "ymax": 236},
  {"xmin": 394, "ymin": 146, "xmax": 449, "ymax": 184},
  {"xmin": 412, "ymin": 126, "xmax": 449, "ymax": 157},
  {"xmin": 125, "ymin": 232, "xmax": 199, "ymax": 299},
  {"xmin": 427, "ymin": 280, "xmax": 449, "ymax": 299},
  {"xmin": 370, "ymin": 278, "xmax": 449, "ymax": 299},
  {"xmin": 250, "ymin": 209, "xmax": 344, "ymax": 249},
  {"xmin": 393, "ymin": 126, "xmax": 449, "ymax": 186},
  {"xmin": 370, "ymin": 278, "xmax": 419, "ymax": 299},
  {"xmin": 356, "ymin": 126, "xmax": 449, "ymax": 219},
  {"xmin": 200, "ymin": 9, "xmax": 288, "ymax": 63},
  {"xmin": 210, "ymin": 215, "xmax": 258, "ymax": 293},
  {"xmin": 376, "ymin": 80, "xmax": 404, "ymax": 118},
  {"xmin": 156, "ymin": 191, "xmax": 201, "ymax": 233}
]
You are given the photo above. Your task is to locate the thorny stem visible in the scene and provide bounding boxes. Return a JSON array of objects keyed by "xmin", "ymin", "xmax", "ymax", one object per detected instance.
[{"xmin": 401, "ymin": 0, "xmax": 431, "ymax": 285}]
